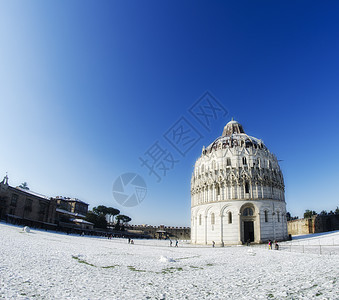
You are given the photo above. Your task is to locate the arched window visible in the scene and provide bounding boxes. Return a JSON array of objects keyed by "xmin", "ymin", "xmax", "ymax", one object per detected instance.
[
  {"xmin": 242, "ymin": 157, "xmax": 247, "ymax": 165},
  {"xmin": 217, "ymin": 184, "xmax": 220, "ymax": 196},
  {"xmin": 243, "ymin": 207, "xmax": 254, "ymax": 216},
  {"xmin": 211, "ymin": 213, "xmax": 215, "ymax": 225},
  {"xmin": 199, "ymin": 214, "xmax": 202, "ymax": 225},
  {"xmin": 228, "ymin": 212, "xmax": 232, "ymax": 224},
  {"xmin": 264, "ymin": 210, "xmax": 268, "ymax": 222},
  {"xmin": 277, "ymin": 212, "xmax": 280, "ymax": 222},
  {"xmin": 245, "ymin": 182, "xmax": 250, "ymax": 194},
  {"xmin": 226, "ymin": 158, "xmax": 231, "ymax": 166}
]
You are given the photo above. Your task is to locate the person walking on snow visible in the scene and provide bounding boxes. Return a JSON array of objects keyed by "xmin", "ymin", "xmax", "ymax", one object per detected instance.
[
  {"xmin": 268, "ymin": 240, "xmax": 272, "ymax": 250},
  {"xmin": 274, "ymin": 240, "xmax": 279, "ymax": 250}
]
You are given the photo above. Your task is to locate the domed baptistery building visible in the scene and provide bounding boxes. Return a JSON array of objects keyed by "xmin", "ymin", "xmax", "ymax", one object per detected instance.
[{"xmin": 190, "ymin": 120, "xmax": 288, "ymax": 245}]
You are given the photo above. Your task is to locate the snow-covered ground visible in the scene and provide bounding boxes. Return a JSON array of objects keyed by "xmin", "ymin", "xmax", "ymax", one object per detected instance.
[{"xmin": 0, "ymin": 223, "xmax": 338, "ymax": 299}]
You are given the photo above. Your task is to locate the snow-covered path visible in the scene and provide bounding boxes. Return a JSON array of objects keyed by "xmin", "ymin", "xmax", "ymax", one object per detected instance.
[{"xmin": 0, "ymin": 223, "xmax": 338, "ymax": 299}]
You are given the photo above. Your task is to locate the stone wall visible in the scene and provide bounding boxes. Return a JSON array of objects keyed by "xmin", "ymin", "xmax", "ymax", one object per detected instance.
[
  {"xmin": 126, "ymin": 224, "xmax": 191, "ymax": 240},
  {"xmin": 288, "ymin": 218, "xmax": 312, "ymax": 235},
  {"xmin": 288, "ymin": 215, "xmax": 339, "ymax": 235}
]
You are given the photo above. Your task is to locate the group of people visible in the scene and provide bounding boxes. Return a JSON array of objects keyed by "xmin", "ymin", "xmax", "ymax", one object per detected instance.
[
  {"xmin": 268, "ymin": 239, "xmax": 279, "ymax": 250},
  {"xmin": 209, "ymin": 239, "xmax": 279, "ymax": 249},
  {"xmin": 169, "ymin": 239, "xmax": 179, "ymax": 247},
  {"xmin": 123, "ymin": 237, "xmax": 279, "ymax": 249}
]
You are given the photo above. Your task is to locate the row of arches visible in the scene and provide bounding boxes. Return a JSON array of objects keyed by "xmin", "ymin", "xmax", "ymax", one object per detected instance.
[
  {"xmin": 194, "ymin": 207, "xmax": 283, "ymax": 226},
  {"xmin": 203, "ymin": 137, "xmax": 267, "ymax": 154},
  {"xmin": 193, "ymin": 167, "xmax": 284, "ymax": 186},
  {"xmin": 199, "ymin": 211, "xmax": 233, "ymax": 226},
  {"xmin": 191, "ymin": 181, "xmax": 285, "ymax": 206},
  {"xmin": 197, "ymin": 157, "xmax": 277, "ymax": 175},
  {"xmin": 191, "ymin": 203, "xmax": 288, "ymax": 244}
]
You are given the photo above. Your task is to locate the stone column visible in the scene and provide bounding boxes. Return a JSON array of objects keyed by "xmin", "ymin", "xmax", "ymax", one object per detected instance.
[
  {"xmin": 257, "ymin": 212, "xmax": 262, "ymax": 243},
  {"xmin": 212, "ymin": 184, "xmax": 216, "ymax": 202},
  {"xmin": 211, "ymin": 185, "xmax": 214, "ymax": 202},
  {"xmin": 272, "ymin": 205, "xmax": 276, "ymax": 240},
  {"xmin": 212, "ymin": 185, "xmax": 215, "ymax": 202},
  {"xmin": 220, "ymin": 214, "xmax": 224, "ymax": 245},
  {"xmin": 208, "ymin": 186, "xmax": 210, "ymax": 202},
  {"xmin": 204, "ymin": 215, "xmax": 208, "ymax": 245},
  {"xmin": 195, "ymin": 215, "xmax": 198, "ymax": 243},
  {"xmin": 261, "ymin": 184, "xmax": 264, "ymax": 199},
  {"xmin": 238, "ymin": 213, "xmax": 242, "ymax": 244},
  {"xmin": 206, "ymin": 186, "xmax": 209, "ymax": 203}
]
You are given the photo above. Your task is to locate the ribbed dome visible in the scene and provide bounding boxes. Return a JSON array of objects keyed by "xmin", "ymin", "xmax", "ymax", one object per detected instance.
[
  {"xmin": 205, "ymin": 119, "xmax": 266, "ymax": 153},
  {"xmin": 222, "ymin": 119, "xmax": 245, "ymax": 136}
]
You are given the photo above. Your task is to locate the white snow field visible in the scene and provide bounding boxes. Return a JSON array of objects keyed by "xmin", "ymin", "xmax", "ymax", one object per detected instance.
[{"xmin": 0, "ymin": 223, "xmax": 338, "ymax": 300}]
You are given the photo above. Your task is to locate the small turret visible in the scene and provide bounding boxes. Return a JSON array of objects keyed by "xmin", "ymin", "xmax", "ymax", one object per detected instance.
[{"xmin": 1, "ymin": 173, "xmax": 8, "ymax": 185}]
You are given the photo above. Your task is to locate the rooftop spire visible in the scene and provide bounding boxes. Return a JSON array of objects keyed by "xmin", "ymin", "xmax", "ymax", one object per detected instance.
[{"xmin": 1, "ymin": 173, "xmax": 8, "ymax": 185}]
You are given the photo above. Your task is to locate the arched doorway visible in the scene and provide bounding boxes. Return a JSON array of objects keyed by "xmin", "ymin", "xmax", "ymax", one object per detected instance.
[{"xmin": 241, "ymin": 206, "xmax": 256, "ymax": 243}]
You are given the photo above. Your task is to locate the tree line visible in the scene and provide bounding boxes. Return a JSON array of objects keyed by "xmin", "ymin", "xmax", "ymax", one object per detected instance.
[
  {"xmin": 287, "ymin": 207, "xmax": 339, "ymax": 220},
  {"xmin": 85, "ymin": 205, "xmax": 131, "ymax": 230}
]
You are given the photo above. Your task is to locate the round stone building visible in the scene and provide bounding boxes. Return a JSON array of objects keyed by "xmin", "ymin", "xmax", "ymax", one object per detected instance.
[{"xmin": 191, "ymin": 120, "xmax": 288, "ymax": 245}]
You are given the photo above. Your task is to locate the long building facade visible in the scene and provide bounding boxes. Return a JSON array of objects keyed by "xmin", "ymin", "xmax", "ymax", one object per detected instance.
[
  {"xmin": 0, "ymin": 175, "xmax": 56, "ymax": 227},
  {"xmin": 191, "ymin": 120, "xmax": 288, "ymax": 245},
  {"xmin": 0, "ymin": 175, "xmax": 91, "ymax": 231}
]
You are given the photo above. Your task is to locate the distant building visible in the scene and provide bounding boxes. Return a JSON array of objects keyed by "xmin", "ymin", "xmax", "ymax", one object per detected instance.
[
  {"xmin": 288, "ymin": 214, "xmax": 339, "ymax": 235},
  {"xmin": 72, "ymin": 218, "xmax": 94, "ymax": 230},
  {"xmin": 54, "ymin": 196, "xmax": 88, "ymax": 218},
  {"xmin": 0, "ymin": 175, "xmax": 56, "ymax": 228},
  {"xmin": 126, "ymin": 224, "xmax": 191, "ymax": 240},
  {"xmin": 0, "ymin": 175, "xmax": 93, "ymax": 231},
  {"xmin": 191, "ymin": 120, "xmax": 288, "ymax": 245},
  {"xmin": 52, "ymin": 196, "xmax": 91, "ymax": 229}
]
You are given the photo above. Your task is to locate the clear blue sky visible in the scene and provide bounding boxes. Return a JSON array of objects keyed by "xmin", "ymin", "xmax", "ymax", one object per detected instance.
[{"xmin": 0, "ymin": 1, "xmax": 338, "ymax": 226}]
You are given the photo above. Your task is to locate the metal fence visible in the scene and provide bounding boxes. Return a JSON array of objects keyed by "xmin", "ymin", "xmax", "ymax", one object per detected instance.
[
  {"xmin": 280, "ymin": 244, "xmax": 339, "ymax": 255},
  {"xmin": 255, "ymin": 243, "xmax": 339, "ymax": 255}
]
